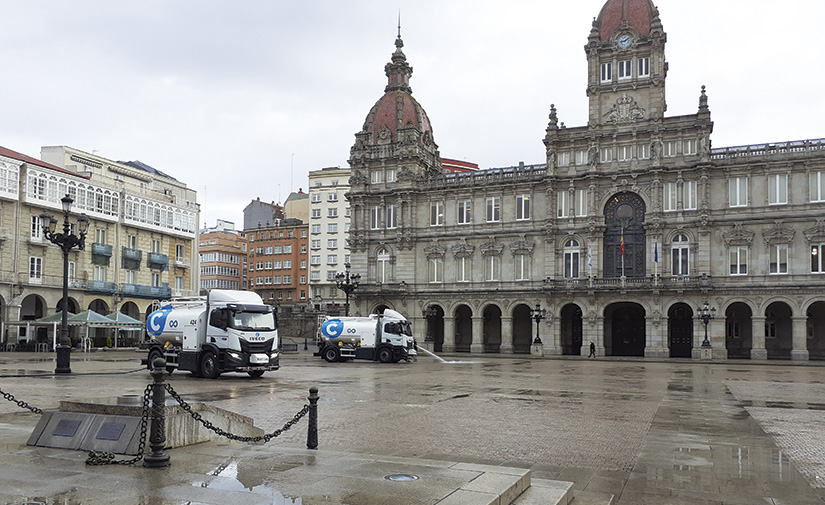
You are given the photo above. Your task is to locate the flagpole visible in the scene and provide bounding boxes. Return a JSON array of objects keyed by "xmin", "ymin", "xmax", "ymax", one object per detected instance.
[{"xmin": 621, "ymin": 226, "xmax": 625, "ymax": 281}]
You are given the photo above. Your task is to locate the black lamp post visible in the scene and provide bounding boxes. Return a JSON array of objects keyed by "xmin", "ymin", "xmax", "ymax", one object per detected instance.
[
  {"xmin": 422, "ymin": 305, "xmax": 438, "ymax": 342},
  {"xmin": 40, "ymin": 195, "xmax": 89, "ymax": 374},
  {"xmin": 335, "ymin": 263, "xmax": 360, "ymax": 316},
  {"xmin": 698, "ymin": 301, "xmax": 716, "ymax": 348},
  {"xmin": 531, "ymin": 302, "xmax": 546, "ymax": 345}
]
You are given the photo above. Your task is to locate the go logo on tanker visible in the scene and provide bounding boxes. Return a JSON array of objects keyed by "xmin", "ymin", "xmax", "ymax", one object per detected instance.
[
  {"xmin": 321, "ymin": 319, "xmax": 344, "ymax": 338},
  {"xmin": 146, "ymin": 306, "xmax": 174, "ymax": 337}
]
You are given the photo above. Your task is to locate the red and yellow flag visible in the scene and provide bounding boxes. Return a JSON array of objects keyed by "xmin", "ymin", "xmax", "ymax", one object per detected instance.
[{"xmin": 620, "ymin": 233, "xmax": 624, "ymax": 255}]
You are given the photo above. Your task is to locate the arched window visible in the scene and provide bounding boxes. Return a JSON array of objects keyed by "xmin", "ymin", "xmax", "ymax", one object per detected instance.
[
  {"xmin": 377, "ymin": 248, "xmax": 390, "ymax": 283},
  {"xmin": 564, "ymin": 239, "xmax": 580, "ymax": 278},
  {"xmin": 672, "ymin": 234, "xmax": 689, "ymax": 276}
]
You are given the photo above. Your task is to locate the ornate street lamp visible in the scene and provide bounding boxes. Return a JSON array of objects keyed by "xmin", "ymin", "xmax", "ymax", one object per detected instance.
[
  {"xmin": 40, "ymin": 195, "xmax": 89, "ymax": 374},
  {"xmin": 422, "ymin": 305, "xmax": 438, "ymax": 342},
  {"xmin": 531, "ymin": 302, "xmax": 547, "ymax": 345},
  {"xmin": 335, "ymin": 263, "xmax": 360, "ymax": 316},
  {"xmin": 698, "ymin": 301, "xmax": 717, "ymax": 348}
]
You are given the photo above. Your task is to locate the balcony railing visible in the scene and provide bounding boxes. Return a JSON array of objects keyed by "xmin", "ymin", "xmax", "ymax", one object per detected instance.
[
  {"xmin": 174, "ymin": 256, "xmax": 190, "ymax": 268},
  {"xmin": 120, "ymin": 283, "xmax": 172, "ymax": 299},
  {"xmin": 87, "ymin": 280, "xmax": 118, "ymax": 294},
  {"xmin": 147, "ymin": 252, "xmax": 169, "ymax": 270},
  {"xmin": 91, "ymin": 243, "xmax": 113, "ymax": 257},
  {"xmin": 122, "ymin": 247, "xmax": 142, "ymax": 269}
]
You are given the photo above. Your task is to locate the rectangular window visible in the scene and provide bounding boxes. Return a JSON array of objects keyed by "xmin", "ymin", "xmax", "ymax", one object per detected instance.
[
  {"xmin": 94, "ymin": 265, "xmax": 106, "ymax": 281},
  {"xmin": 29, "ymin": 256, "xmax": 42, "ymax": 283},
  {"xmin": 564, "ymin": 251, "xmax": 579, "ymax": 279},
  {"xmin": 371, "ymin": 171, "xmax": 382, "ymax": 184},
  {"xmin": 96, "ymin": 228, "xmax": 107, "ymax": 244},
  {"xmin": 429, "ymin": 257, "xmax": 443, "ymax": 283},
  {"xmin": 312, "ymin": 208, "xmax": 322, "ymax": 219},
  {"xmin": 638, "ymin": 143, "xmax": 650, "ymax": 160},
  {"xmin": 600, "ymin": 148, "xmax": 612, "ymax": 163},
  {"xmin": 684, "ymin": 180, "xmax": 697, "ymax": 210},
  {"xmin": 327, "ymin": 255, "xmax": 337, "ymax": 265},
  {"xmin": 575, "ymin": 189, "xmax": 588, "ymax": 217},
  {"xmin": 311, "ymin": 193, "xmax": 321, "ymax": 203},
  {"xmin": 811, "ymin": 172, "xmax": 825, "ymax": 202},
  {"xmin": 575, "ymin": 150, "xmax": 588, "ymax": 165},
  {"xmin": 386, "ymin": 169, "xmax": 396, "ymax": 183},
  {"xmin": 30, "ymin": 215, "xmax": 42, "ymax": 241},
  {"xmin": 515, "ymin": 254, "xmax": 530, "ymax": 281},
  {"xmin": 310, "ymin": 271, "xmax": 320, "ymax": 281},
  {"xmin": 327, "ymin": 239, "xmax": 337, "ymax": 249},
  {"xmin": 618, "ymin": 59, "xmax": 632, "ymax": 79},
  {"xmin": 601, "ymin": 62, "xmax": 612, "ymax": 82},
  {"xmin": 618, "ymin": 145, "xmax": 632, "ymax": 161},
  {"xmin": 310, "ymin": 255, "xmax": 321, "ymax": 266},
  {"xmin": 370, "ymin": 206, "xmax": 383, "ymax": 230},
  {"xmin": 485, "ymin": 256, "xmax": 500, "ymax": 281},
  {"xmin": 457, "ymin": 200, "xmax": 472, "ymax": 225},
  {"xmin": 328, "ymin": 223, "xmax": 338, "ymax": 233},
  {"xmin": 386, "ymin": 204, "xmax": 397, "ymax": 229},
  {"xmin": 557, "ymin": 152, "xmax": 570, "ymax": 167},
  {"xmin": 638, "ymin": 57, "xmax": 650, "ymax": 77},
  {"xmin": 457, "ymin": 256, "xmax": 470, "ymax": 282},
  {"xmin": 672, "ymin": 246, "xmax": 689, "ymax": 276},
  {"xmin": 328, "ymin": 208, "xmax": 338, "ymax": 217},
  {"xmin": 813, "ymin": 244, "xmax": 825, "ymax": 273},
  {"xmin": 328, "ymin": 192, "xmax": 338, "ymax": 202},
  {"xmin": 125, "ymin": 270, "xmax": 135, "ymax": 284},
  {"xmin": 770, "ymin": 244, "xmax": 788, "ymax": 274},
  {"xmin": 516, "ymin": 194, "xmax": 531, "ymax": 221},
  {"xmin": 151, "ymin": 273, "xmax": 160, "ymax": 287},
  {"xmin": 684, "ymin": 139, "xmax": 697, "ymax": 155},
  {"xmin": 175, "ymin": 276, "xmax": 183, "ymax": 293},
  {"xmin": 768, "ymin": 174, "xmax": 788, "ymax": 205},
  {"xmin": 430, "ymin": 202, "xmax": 444, "ymax": 226},
  {"xmin": 311, "ymin": 239, "xmax": 320, "ymax": 249},
  {"xmin": 663, "ymin": 141, "xmax": 677, "ymax": 157},
  {"xmin": 729, "ymin": 247, "xmax": 748, "ymax": 275},
  {"xmin": 151, "ymin": 239, "xmax": 161, "ymax": 253},
  {"xmin": 663, "ymin": 182, "xmax": 678, "ymax": 212},
  {"xmin": 486, "ymin": 197, "xmax": 501, "ymax": 222},
  {"xmin": 729, "ymin": 177, "xmax": 748, "ymax": 207},
  {"xmin": 311, "ymin": 224, "xmax": 321, "ymax": 234},
  {"xmin": 557, "ymin": 191, "xmax": 569, "ymax": 218}
]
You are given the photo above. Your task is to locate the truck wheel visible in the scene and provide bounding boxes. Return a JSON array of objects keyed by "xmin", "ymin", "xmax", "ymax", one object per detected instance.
[
  {"xmin": 323, "ymin": 346, "xmax": 340, "ymax": 363},
  {"xmin": 248, "ymin": 370, "xmax": 265, "ymax": 378},
  {"xmin": 200, "ymin": 352, "xmax": 220, "ymax": 379},
  {"xmin": 377, "ymin": 346, "xmax": 393, "ymax": 363}
]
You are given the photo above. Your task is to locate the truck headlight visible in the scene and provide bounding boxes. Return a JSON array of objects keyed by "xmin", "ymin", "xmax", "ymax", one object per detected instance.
[{"xmin": 228, "ymin": 351, "xmax": 241, "ymax": 361}]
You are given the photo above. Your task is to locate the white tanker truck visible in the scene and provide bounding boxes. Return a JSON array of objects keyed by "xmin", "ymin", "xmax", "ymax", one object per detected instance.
[
  {"xmin": 314, "ymin": 309, "xmax": 416, "ymax": 363},
  {"xmin": 143, "ymin": 290, "xmax": 279, "ymax": 378}
]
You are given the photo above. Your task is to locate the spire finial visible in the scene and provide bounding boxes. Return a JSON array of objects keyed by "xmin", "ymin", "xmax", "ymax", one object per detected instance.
[{"xmin": 398, "ymin": 10, "xmax": 401, "ymax": 39}]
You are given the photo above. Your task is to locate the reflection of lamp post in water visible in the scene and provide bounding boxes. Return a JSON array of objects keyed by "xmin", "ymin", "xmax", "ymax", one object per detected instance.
[
  {"xmin": 335, "ymin": 263, "xmax": 360, "ymax": 316},
  {"xmin": 40, "ymin": 195, "xmax": 89, "ymax": 374},
  {"xmin": 531, "ymin": 303, "xmax": 546, "ymax": 344},
  {"xmin": 698, "ymin": 301, "xmax": 716, "ymax": 348}
]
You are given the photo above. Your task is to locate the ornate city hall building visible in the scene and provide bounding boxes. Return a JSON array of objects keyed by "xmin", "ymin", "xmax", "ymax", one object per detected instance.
[{"xmin": 346, "ymin": 0, "xmax": 825, "ymax": 360}]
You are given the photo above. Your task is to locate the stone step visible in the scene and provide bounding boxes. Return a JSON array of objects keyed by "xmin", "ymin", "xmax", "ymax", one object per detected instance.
[
  {"xmin": 569, "ymin": 489, "xmax": 616, "ymax": 505},
  {"xmin": 435, "ymin": 464, "xmax": 531, "ymax": 505},
  {"xmin": 511, "ymin": 478, "xmax": 575, "ymax": 505}
]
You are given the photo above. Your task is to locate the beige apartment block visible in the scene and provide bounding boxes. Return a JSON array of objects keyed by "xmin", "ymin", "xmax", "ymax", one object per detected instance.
[
  {"xmin": 0, "ymin": 145, "xmax": 199, "ymax": 347},
  {"xmin": 345, "ymin": 0, "xmax": 825, "ymax": 361}
]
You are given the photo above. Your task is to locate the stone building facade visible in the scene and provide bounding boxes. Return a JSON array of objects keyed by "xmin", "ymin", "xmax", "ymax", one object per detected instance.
[
  {"xmin": 243, "ymin": 219, "xmax": 309, "ymax": 309},
  {"xmin": 199, "ymin": 220, "xmax": 244, "ymax": 292},
  {"xmin": 0, "ymin": 145, "xmax": 199, "ymax": 345},
  {"xmin": 346, "ymin": 0, "xmax": 825, "ymax": 360}
]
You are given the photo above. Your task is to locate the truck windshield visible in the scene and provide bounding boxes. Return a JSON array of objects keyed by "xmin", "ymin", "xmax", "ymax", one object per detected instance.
[{"xmin": 230, "ymin": 311, "xmax": 276, "ymax": 331}]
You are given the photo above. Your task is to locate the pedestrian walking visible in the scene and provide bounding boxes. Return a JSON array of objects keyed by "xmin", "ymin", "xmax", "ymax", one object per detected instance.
[{"xmin": 588, "ymin": 341, "xmax": 596, "ymax": 358}]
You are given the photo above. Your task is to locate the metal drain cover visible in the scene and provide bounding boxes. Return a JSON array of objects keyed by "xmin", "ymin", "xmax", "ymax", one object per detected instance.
[{"xmin": 384, "ymin": 474, "xmax": 420, "ymax": 482}]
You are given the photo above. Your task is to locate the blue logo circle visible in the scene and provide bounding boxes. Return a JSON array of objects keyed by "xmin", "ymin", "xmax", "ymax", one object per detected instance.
[
  {"xmin": 321, "ymin": 319, "xmax": 344, "ymax": 338},
  {"xmin": 146, "ymin": 306, "xmax": 173, "ymax": 336}
]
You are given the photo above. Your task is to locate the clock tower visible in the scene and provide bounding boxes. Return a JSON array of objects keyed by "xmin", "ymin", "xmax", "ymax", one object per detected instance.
[{"xmin": 585, "ymin": 0, "xmax": 666, "ymax": 128}]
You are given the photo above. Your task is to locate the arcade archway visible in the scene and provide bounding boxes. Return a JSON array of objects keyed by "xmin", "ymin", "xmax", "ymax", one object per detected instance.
[
  {"xmin": 604, "ymin": 302, "xmax": 645, "ymax": 356},
  {"xmin": 668, "ymin": 303, "xmax": 693, "ymax": 358},
  {"xmin": 560, "ymin": 304, "xmax": 583, "ymax": 355}
]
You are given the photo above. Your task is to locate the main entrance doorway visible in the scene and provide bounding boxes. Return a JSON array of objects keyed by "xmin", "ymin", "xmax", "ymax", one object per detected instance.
[{"xmin": 604, "ymin": 302, "xmax": 645, "ymax": 356}]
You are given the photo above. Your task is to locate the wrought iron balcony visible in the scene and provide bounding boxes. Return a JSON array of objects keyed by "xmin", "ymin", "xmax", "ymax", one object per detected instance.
[
  {"xmin": 121, "ymin": 247, "xmax": 142, "ymax": 269},
  {"xmin": 147, "ymin": 252, "xmax": 169, "ymax": 270},
  {"xmin": 120, "ymin": 283, "xmax": 172, "ymax": 299},
  {"xmin": 86, "ymin": 280, "xmax": 118, "ymax": 294}
]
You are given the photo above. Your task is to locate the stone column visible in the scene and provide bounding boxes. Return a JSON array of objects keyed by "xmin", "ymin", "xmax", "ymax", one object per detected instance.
[
  {"xmin": 500, "ymin": 316, "xmax": 513, "ymax": 353},
  {"xmin": 751, "ymin": 316, "xmax": 767, "ymax": 360},
  {"xmin": 645, "ymin": 314, "xmax": 668, "ymax": 358},
  {"xmin": 791, "ymin": 316, "xmax": 809, "ymax": 361},
  {"xmin": 443, "ymin": 316, "xmax": 456, "ymax": 353},
  {"xmin": 710, "ymin": 319, "xmax": 728, "ymax": 360},
  {"xmin": 470, "ymin": 316, "xmax": 484, "ymax": 354}
]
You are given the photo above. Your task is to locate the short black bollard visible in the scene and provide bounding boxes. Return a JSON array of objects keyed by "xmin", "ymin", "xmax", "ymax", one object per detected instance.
[
  {"xmin": 143, "ymin": 358, "xmax": 171, "ymax": 468},
  {"xmin": 307, "ymin": 386, "xmax": 318, "ymax": 450}
]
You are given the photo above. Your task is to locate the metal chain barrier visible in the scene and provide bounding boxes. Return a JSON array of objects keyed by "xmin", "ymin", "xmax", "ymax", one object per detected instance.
[
  {"xmin": 86, "ymin": 384, "xmax": 151, "ymax": 466},
  {"xmin": 0, "ymin": 387, "xmax": 43, "ymax": 415},
  {"xmin": 164, "ymin": 383, "xmax": 310, "ymax": 443}
]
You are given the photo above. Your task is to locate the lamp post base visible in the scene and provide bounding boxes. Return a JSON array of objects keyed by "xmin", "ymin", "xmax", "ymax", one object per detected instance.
[{"xmin": 54, "ymin": 345, "xmax": 72, "ymax": 374}]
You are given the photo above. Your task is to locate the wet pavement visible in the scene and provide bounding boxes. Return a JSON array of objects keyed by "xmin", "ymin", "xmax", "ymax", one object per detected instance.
[{"xmin": 0, "ymin": 349, "xmax": 824, "ymax": 504}]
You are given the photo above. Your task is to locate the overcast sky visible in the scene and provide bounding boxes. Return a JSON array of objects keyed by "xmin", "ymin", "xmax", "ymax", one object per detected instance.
[{"xmin": 2, "ymin": 1, "xmax": 823, "ymax": 228}]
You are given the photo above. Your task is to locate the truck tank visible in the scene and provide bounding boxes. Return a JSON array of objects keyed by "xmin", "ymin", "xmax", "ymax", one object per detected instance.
[
  {"xmin": 319, "ymin": 317, "xmax": 375, "ymax": 345},
  {"xmin": 146, "ymin": 301, "xmax": 206, "ymax": 347}
]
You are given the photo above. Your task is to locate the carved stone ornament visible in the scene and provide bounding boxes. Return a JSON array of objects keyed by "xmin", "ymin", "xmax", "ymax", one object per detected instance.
[
  {"xmin": 376, "ymin": 125, "xmax": 392, "ymax": 144},
  {"xmin": 722, "ymin": 223, "xmax": 755, "ymax": 246},
  {"xmin": 761, "ymin": 221, "xmax": 795, "ymax": 245},
  {"xmin": 423, "ymin": 239, "xmax": 446, "ymax": 259},
  {"xmin": 604, "ymin": 93, "xmax": 646, "ymax": 124},
  {"xmin": 509, "ymin": 234, "xmax": 535, "ymax": 254},
  {"xmin": 349, "ymin": 170, "xmax": 369, "ymax": 186},
  {"xmin": 480, "ymin": 237, "xmax": 504, "ymax": 257},
  {"xmin": 451, "ymin": 238, "xmax": 475, "ymax": 258},
  {"xmin": 804, "ymin": 220, "xmax": 825, "ymax": 244}
]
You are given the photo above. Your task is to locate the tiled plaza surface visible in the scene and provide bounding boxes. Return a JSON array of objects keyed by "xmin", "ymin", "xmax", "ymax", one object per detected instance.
[{"xmin": 0, "ymin": 349, "xmax": 824, "ymax": 503}]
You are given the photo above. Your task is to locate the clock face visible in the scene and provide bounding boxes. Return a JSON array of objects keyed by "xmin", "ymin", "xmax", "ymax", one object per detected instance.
[{"xmin": 617, "ymin": 34, "xmax": 633, "ymax": 49}]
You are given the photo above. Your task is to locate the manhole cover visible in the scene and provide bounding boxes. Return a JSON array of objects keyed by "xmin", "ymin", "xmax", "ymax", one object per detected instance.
[{"xmin": 384, "ymin": 474, "xmax": 420, "ymax": 482}]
